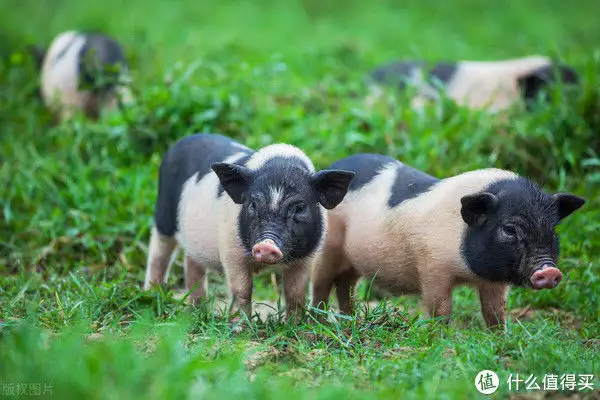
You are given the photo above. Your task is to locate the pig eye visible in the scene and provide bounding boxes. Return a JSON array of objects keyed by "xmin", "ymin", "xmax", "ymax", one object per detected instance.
[
  {"xmin": 247, "ymin": 200, "xmax": 258, "ymax": 214},
  {"xmin": 501, "ymin": 224, "xmax": 518, "ymax": 238},
  {"xmin": 290, "ymin": 202, "xmax": 307, "ymax": 217}
]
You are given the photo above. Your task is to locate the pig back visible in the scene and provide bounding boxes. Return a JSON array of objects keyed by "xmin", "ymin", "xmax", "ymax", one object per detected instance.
[{"xmin": 154, "ymin": 133, "xmax": 253, "ymax": 241}]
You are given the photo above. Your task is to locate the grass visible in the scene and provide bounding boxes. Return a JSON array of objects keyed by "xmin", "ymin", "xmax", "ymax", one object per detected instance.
[{"xmin": 1, "ymin": 0, "xmax": 599, "ymax": 398}]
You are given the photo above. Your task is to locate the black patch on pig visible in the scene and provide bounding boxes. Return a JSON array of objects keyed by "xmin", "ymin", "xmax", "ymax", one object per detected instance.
[
  {"xmin": 328, "ymin": 153, "xmax": 438, "ymax": 208},
  {"xmin": 329, "ymin": 153, "xmax": 397, "ymax": 192},
  {"xmin": 428, "ymin": 62, "xmax": 458, "ymax": 87},
  {"xmin": 78, "ymin": 33, "xmax": 128, "ymax": 93},
  {"xmin": 154, "ymin": 133, "xmax": 254, "ymax": 237},
  {"xmin": 368, "ymin": 60, "xmax": 457, "ymax": 90},
  {"xmin": 368, "ymin": 61, "xmax": 424, "ymax": 90},
  {"xmin": 460, "ymin": 177, "xmax": 567, "ymax": 286},
  {"xmin": 388, "ymin": 164, "xmax": 438, "ymax": 208}
]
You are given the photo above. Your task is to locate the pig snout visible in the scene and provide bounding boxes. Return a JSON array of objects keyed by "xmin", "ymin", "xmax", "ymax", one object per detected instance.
[
  {"xmin": 251, "ymin": 239, "xmax": 283, "ymax": 264},
  {"xmin": 530, "ymin": 264, "xmax": 563, "ymax": 289}
]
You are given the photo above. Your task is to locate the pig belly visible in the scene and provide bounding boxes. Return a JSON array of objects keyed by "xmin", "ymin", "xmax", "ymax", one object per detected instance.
[
  {"xmin": 342, "ymin": 217, "xmax": 422, "ymax": 296},
  {"xmin": 176, "ymin": 215, "xmax": 222, "ymax": 271},
  {"xmin": 175, "ymin": 175, "xmax": 224, "ymax": 271}
]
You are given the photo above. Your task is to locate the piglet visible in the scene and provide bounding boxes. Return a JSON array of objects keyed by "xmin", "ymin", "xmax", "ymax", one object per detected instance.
[
  {"xmin": 30, "ymin": 30, "xmax": 132, "ymax": 122},
  {"xmin": 311, "ymin": 153, "xmax": 585, "ymax": 328},
  {"xmin": 366, "ymin": 56, "xmax": 579, "ymax": 112},
  {"xmin": 144, "ymin": 133, "xmax": 355, "ymax": 320}
]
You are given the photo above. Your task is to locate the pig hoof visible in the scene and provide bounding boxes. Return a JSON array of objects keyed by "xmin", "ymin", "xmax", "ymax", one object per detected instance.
[
  {"xmin": 252, "ymin": 240, "xmax": 283, "ymax": 264},
  {"xmin": 143, "ymin": 281, "xmax": 164, "ymax": 291},
  {"xmin": 530, "ymin": 265, "xmax": 563, "ymax": 289}
]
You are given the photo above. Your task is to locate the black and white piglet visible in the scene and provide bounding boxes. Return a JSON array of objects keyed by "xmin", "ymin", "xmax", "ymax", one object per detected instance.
[
  {"xmin": 366, "ymin": 56, "xmax": 579, "ymax": 112},
  {"xmin": 143, "ymin": 133, "xmax": 355, "ymax": 320},
  {"xmin": 311, "ymin": 153, "xmax": 585, "ymax": 328},
  {"xmin": 31, "ymin": 30, "xmax": 132, "ymax": 122}
]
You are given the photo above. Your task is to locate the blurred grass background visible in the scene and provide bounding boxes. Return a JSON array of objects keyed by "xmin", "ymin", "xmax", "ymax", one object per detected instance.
[{"xmin": 0, "ymin": 0, "xmax": 599, "ymax": 398}]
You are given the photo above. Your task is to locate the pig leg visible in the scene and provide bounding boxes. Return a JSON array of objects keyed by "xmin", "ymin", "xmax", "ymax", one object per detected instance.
[
  {"xmin": 478, "ymin": 282, "xmax": 509, "ymax": 329},
  {"xmin": 310, "ymin": 266, "xmax": 335, "ymax": 311},
  {"xmin": 282, "ymin": 262, "xmax": 309, "ymax": 322},
  {"xmin": 224, "ymin": 262, "xmax": 254, "ymax": 319},
  {"xmin": 309, "ymin": 263, "xmax": 336, "ymax": 325},
  {"xmin": 184, "ymin": 255, "xmax": 207, "ymax": 306},
  {"xmin": 143, "ymin": 226, "xmax": 178, "ymax": 290},
  {"xmin": 334, "ymin": 268, "xmax": 360, "ymax": 315},
  {"xmin": 310, "ymin": 251, "xmax": 344, "ymax": 312},
  {"xmin": 421, "ymin": 274, "xmax": 453, "ymax": 324},
  {"xmin": 310, "ymin": 214, "xmax": 346, "ymax": 311}
]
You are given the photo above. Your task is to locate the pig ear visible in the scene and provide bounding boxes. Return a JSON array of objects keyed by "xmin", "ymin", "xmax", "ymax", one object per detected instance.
[
  {"xmin": 211, "ymin": 162, "xmax": 252, "ymax": 204},
  {"xmin": 518, "ymin": 65, "xmax": 579, "ymax": 101},
  {"xmin": 311, "ymin": 169, "xmax": 355, "ymax": 210},
  {"xmin": 460, "ymin": 192, "xmax": 499, "ymax": 227},
  {"xmin": 517, "ymin": 67, "xmax": 551, "ymax": 101},
  {"xmin": 552, "ymin": 193, "xmax": 585, "ymax": 220}
]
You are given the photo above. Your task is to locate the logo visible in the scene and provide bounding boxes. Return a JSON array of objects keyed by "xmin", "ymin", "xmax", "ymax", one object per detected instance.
[{"xmin": 475, "ymin": 370, "xmax": 500, "ymax": 394}]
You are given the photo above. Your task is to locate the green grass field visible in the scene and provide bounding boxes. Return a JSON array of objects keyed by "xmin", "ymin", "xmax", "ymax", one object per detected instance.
[{"xmin": 1, "ymin": 0, "xmax": 599, "ymax": 398}]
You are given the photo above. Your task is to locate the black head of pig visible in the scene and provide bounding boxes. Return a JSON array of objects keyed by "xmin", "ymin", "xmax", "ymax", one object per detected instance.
[
  {"xmin": 212, "ymin": 157, "xmax": 355, "ymax": 264},
  {"xmin": 518, "ymin": 63, "xmax": 579, "ymax": 109},
  {"xmin": 460, "ymin": 178, "xmax": 585, "ymax": 289}
]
